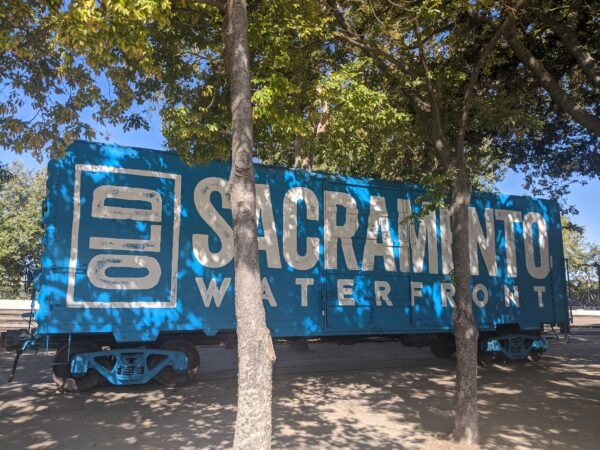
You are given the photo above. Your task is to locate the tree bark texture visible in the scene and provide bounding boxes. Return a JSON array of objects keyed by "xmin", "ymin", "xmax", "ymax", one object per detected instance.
[
  {"xmin": 506, "ymin": 32, "xmax": 600, "ymax": 136},
  {"xmin": 450, "ymin": 166, "xmax": 479, "ymax": 444},
  {"xmin": 293, "ymin": 135, "xmax": 311, "ymax": 170},
  {"xmin": 224, "ymin": 1, "xmax": 276, "ymax": 448}
]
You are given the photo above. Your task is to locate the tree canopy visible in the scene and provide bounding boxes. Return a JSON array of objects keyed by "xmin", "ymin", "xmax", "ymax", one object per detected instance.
[
  {"xmin": 2, "ymin": 1, "xmax": 596, "ymax": 202},
  {"xmin": 487, "ymin": 0, "xmax": 600, "ymax": 210}
]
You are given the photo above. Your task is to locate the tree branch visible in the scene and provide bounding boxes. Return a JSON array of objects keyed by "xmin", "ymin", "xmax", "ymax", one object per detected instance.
[
  {"xmin": 534, "ymin": 8, "xmax": 600, "ymax": 89},
  {"xmin": 367, "ymin": 52, "xmax": 434, "ymax": 123},
  {"xmin": 332, "ymin": 31, "xmax": 411, "ymax": 76},
  {"xmin": 19, "ymin": 23, "xmax": 53, "ymax": 49},
  {"xmin": 325, "ymin": 0, "xmax": 416, "ymax": 78},
  {"xmin": 505, "ymin": 28, "xmax": 600, "ymax": 136},
  {"xmin": 457, "ymin": 0, "xmax": 525, "ymax": 157},
  {"xmin": 413, "ymin": 18, "xmax": 450, "ymax": 169},
  {"xmin": 334, "ymin": 31, "xmax": 438, "ymax": 157},
  {"xmin": 325, "ymin": 0, "xmax": 437, "ymax": 124},
  {"xmin": 324, "ymin": 0, "xmax": 354, "ymax": 35}
]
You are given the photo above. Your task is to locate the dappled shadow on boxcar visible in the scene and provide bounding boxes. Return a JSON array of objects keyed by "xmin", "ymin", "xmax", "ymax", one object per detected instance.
[{"xmin": 11, "ymin": 140, "xmax": 589, "ymax": 449}]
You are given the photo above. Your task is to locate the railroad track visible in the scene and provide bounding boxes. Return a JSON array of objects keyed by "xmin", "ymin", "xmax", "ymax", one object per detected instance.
[
  {"xmin": 0, "ymin": 309, "xmax": 35, "ymax": 333},
  {"xmin": 0, "ymin": 302, "xmax": 36, "ymax": 348}
]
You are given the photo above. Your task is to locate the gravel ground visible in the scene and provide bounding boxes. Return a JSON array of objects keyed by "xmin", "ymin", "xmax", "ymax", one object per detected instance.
[{"xmin": 0, "ymin": 316, "xmax": 598, "ymax": 450}]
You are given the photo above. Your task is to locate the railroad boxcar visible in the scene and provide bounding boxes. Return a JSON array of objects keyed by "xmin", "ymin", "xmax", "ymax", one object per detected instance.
[{"xmin": 10, "ymin": 141, "xmax": 569, "ymax": 390}]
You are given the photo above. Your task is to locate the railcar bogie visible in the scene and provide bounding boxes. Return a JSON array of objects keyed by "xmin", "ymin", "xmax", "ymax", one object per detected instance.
[{"xmin": 49, "ymin": 338, "xmax": 199, "ymax": 391}]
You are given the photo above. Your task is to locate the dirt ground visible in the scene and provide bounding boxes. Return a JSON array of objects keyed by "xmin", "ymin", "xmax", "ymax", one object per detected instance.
[{"xmin": 0, "ymin": 316, "xmax": 599, "ymax": 450}]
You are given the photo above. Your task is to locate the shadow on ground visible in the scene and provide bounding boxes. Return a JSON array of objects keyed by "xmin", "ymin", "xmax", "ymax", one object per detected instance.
[{"xmin": 0, "ymin": 330, "xmax": 599, "ymax": 449}]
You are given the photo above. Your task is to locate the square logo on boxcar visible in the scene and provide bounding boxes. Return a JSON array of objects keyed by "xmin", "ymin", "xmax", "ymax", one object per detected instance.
[{"xmin": 66, "ymin": 165, "xmax": 181, "ymax": 308}]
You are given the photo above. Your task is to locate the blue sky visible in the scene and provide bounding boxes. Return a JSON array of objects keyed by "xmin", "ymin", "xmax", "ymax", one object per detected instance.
[
  {"xmin": 496, "ymin": 172, "xmax": 599, "ymax": 243},
  {"xmin": 1, "ymin": 125, "xmax": 598, "ymax": 244}
]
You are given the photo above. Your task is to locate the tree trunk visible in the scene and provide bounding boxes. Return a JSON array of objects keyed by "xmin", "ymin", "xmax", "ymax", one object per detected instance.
[
  {"xmin": 506, "ymin": 32, "xmax": 600, "ymax": 136},
  {"xmin": 293, "ymin": 135, "xmax": 311, "ymax": 170},
  {"xmin": 450, "ymin": 164, "xmax": 479, "ymax": 444},
  {"xmin": 224, "ymin": 1, "xmax": 276, "ymax": 448}
]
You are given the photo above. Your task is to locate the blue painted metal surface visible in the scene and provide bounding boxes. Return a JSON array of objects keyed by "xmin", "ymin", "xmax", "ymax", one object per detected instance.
[
  {"xmin": 35, "ymin": 141, "xmax": 569, "ymax": 343},
  {"xmin": 70, "ymin": 348, "xmax": 188, "ymax": 385},
  {"xmin": 484, "ymin": 335, "xmax": 548, "ymax": 360}
]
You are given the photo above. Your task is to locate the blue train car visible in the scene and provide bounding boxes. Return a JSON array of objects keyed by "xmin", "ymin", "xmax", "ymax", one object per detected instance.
[{"xmin": 18, "ymin": 141, "xmax": 568, "ymax": 390}]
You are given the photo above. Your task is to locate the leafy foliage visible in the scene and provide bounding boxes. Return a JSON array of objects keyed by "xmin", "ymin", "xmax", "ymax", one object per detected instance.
[
  {"xmin": 484, "ymin": 0, "xmax": 600, "ymax": 209},
  {"xmin": 0, "ymin": 162, "xmax": 13, "ymax": 187},
  {"xmin": 0, "ymin": 163, "xmax": 46, "ymax": 296},
  {"xmin": 0, "ymin": 1, "xmax": 126, "ymax": 159},
  {"xmin": 1, "ymin": 1, "xmax": 596, "ymax": 194},
  {"xmin": 314, "ymin": 1, "xmax": 532, "ymax": 196},
  {"xmin": 562, "ymin": 216, "xmax": 600, "ymax": 297}
]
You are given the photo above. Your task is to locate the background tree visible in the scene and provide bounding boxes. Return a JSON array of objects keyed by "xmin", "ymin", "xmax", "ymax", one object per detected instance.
[
  {"xmin": 562, "ymin": 217, "xmax": 600, "ymax": 300},
  {"xmin": 314, "ymin": 0, "xmax": 598, "ymax": 441},
  {"xmin": 0, "ymin": 163, "xmax": 46, "ymax": 297},
  {"xmin": 223, "ymin": 1, "xmax": 276, "ymax": 447}
]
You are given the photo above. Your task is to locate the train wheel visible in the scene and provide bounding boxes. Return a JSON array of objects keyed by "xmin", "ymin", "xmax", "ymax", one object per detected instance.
[
  {"xmin": 527, "ymin": 350, "xmax": 542, "ymax": 362},
  {"xmin": 150, "ymin": 340, "xmax": 200, "ymax": 387},
  {"xmin": 52, "ymin": 341, "xmax": 102, "ymax": 393}
]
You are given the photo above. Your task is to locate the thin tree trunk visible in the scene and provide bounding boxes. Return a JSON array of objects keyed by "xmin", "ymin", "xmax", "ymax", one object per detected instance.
[
  {"xmin": 223, "ymin": 1, "xmax": 276, "ymax": 448},
  {"xmin": 415, "ymin": 13, "xmax": 486, "ymax": 442},
  {"xmin": 293, "ymin": 135, "xmax": 311, "ymax": 170},
  {"xmin": 450, "ymin": 164, "xmax": 479, "ymax": 444},
  {"xmin": 447, "ymin": 4, "xmax": 520, "ymax": 440},
  {"xmin": 506, "ymin": 32, "xmax": 600, "ymax": 136}
]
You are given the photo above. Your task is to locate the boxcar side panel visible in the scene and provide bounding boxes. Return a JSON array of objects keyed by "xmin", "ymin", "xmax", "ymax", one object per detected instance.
[{"xmin": 35, "ymin": 142, "xmax": 569, "ymax": 342}]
